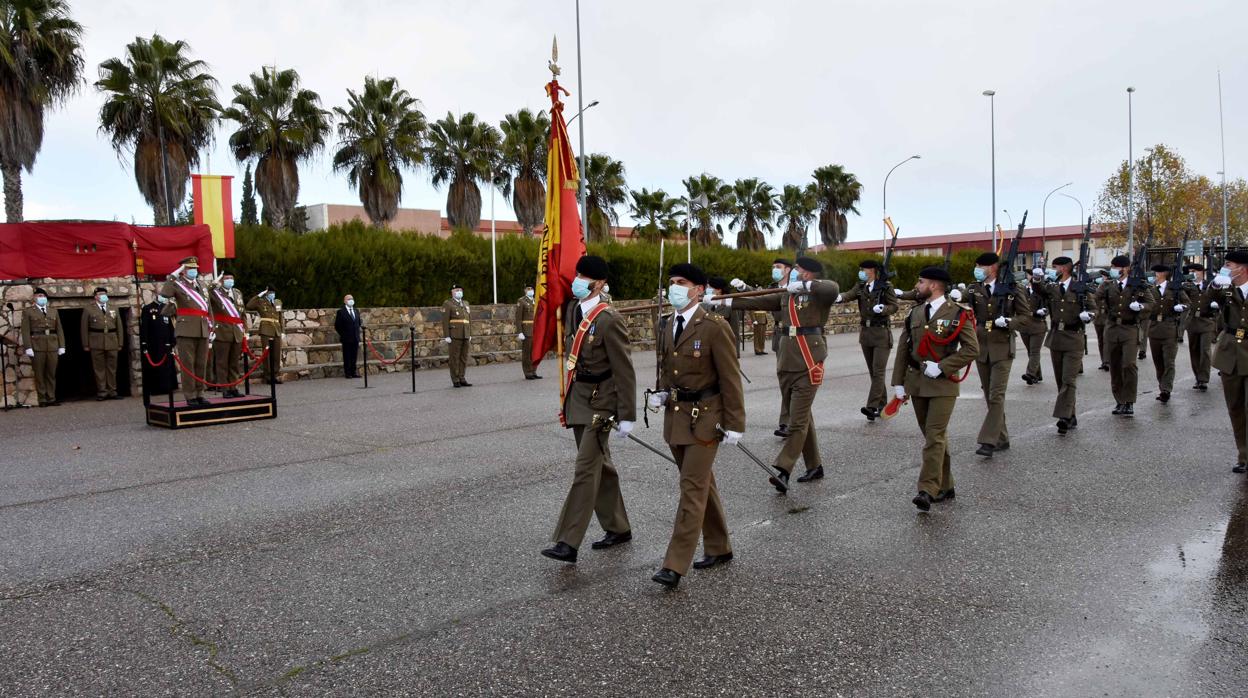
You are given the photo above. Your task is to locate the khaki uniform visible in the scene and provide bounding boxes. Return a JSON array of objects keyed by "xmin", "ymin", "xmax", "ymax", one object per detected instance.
[
  {"xmin": 1186, "ymin": 278, "xmax": 1217, "ymax": 384},
  {"xmin": 656, "ymin": 307, "xmax": 744, "ymax": 574},
  {"xmin": 1095, "ymin": 279, "xmax": 1157, "ymax": 404},
  {"xmin": 1207, "ymin": 282, "xmax": 1248, "ymax": 465},
  {"xmin": 1043, "ymin": 279, "xmax": 1090, "ymax": 420},
  {"xmin": 21, "ymin": 305, "xmax": 64, "ymax": 404},
  {"xmin": 750, "ymin": 311, "xmax": 770, "ymax": 354},
  {"xmin": 81, "ymin": 302, "xmax": 123, "ymax": 398},
  {"xmin": 892, "ymin": 297, "xmax": 979, "ymax": 496},
  {"xmin": 1093, "ymin": 283, "xmax": 1109, "ymax": 367},
  {"xmin": 1018, "ymin": 281, "xmax": 1049, "ymax": 380},
  {"xmin": 209, "ymin": 286, "xmax": 246, "ymax": 391},
  {"xmin": 839, "ymin": 279, "xmax": 899, "ymax": 410},
  {"xmin": 516, "ymin": 295, "xmax": 537, "ymax": 378},
  {"xmin": 964, "ymin": 280, "xmax": 1030, "ymax": 448},
  {"xmin": 1147, "ymin": 280, "xmax": 1190, "ymax": 394},
  {"xmin": 552, "ymin": 298, "xmax": 635, "ymax": 548},
  {"xmin": 161, "ymin": 278, "xmax": 214, "ymax": 402},
  {"xmin": 734, "ymin": 279, "xmax": 840, "ymax": 475},
  {"xmin": 245, "ymin": 295, "xmax": 284, "ymax": 380},
  {"xmin": 441, "ymin": 298, "xmax": 471, "ymax": 385}
]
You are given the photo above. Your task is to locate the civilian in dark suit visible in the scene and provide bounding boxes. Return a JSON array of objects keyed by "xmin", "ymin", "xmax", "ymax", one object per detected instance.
[{"xmin": 335, "ymin": 295, "xmax": 363, "ymax": 378}]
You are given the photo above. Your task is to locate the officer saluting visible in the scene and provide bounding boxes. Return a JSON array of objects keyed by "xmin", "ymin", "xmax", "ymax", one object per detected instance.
[
  {"xmin": 1044, "ymin": 257, "xmax": 1094, "ymax": 434},
  {"xmin": 647, "ymin": 263, "xmax": 744, "ymax": 589},
  {"xmin": 20, "ymin": 288, "xmax": 64, "ymax": 406},
  {"xmin": 835, "ymin": 259, "xmax": 899, "ymax": 422},
  {"xmin": 208, "ymin": 271, "xmax": 246, "ymax": 397},
  {"xmin": 1205, "ymin": 252, "xmax": 1248, "ymax": 473},
  {"xmin": 161, "ymin": 257, "xmax": 214, "ymax": 406},
  {"xmin": 82, "ymin": 286, "xmax": 123, "ymax": 400},
  {"xmin": 891, "ymin": 266, "xmax": 979, "ymax": 512},
  {"xmin": 245, "ymin": 286, "xmax": 284, "ymax": 382},
  {"xmin": 442, "ymin": 284, "xmax": 472, "ymax": 387}
]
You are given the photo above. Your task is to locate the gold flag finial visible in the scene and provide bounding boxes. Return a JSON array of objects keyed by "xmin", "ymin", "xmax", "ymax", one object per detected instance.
[{"xmin": 549, "ymin": 36, "xmax": 561, "ymax": 77}]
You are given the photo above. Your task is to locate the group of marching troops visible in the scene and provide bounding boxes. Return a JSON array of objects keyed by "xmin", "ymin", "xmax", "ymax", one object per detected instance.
[{"xmin": 539, "ymin": 249, "xmax": 1248, "ymax": 589}]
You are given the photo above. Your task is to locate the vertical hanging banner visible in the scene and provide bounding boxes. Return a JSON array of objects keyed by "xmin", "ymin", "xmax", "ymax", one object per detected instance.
[{"xmin": 192, "ymin": 174, "xmax": 235, "ymax": 258}]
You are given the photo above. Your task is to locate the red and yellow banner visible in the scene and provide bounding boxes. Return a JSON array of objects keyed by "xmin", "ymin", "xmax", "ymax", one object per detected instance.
[{"xmin": 192, "ymin": 174, "xmax": 235, "ymax": 258}]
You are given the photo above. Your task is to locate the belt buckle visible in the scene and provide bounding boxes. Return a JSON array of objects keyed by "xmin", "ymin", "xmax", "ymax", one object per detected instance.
[
  {"xmin": 690, "ymin": 406, "xmax": 700, "ymax": 421},
  {"xmin": 788, "ymin": 326, "xmax": 797, "ymax": 337},
  {"xmin": 1238, "ymin": 329, "xmax": 1246, "ymax": 340}
]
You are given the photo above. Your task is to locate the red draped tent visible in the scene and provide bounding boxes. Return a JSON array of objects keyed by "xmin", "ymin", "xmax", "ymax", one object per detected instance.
[{"xmin": 0, "ymin": 221, "xmax": 214, "ymax": 280}]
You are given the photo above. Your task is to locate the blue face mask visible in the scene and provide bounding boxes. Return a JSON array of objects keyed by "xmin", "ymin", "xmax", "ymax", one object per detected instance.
[
  {"xmin": 1146, "ymin": 274, "xmax": 1156, "ymax": 285},
  {"xmin": 1219, "ymin": 266, "xmax": 1231, "ymax": 277},
  {"xmin": 35, "ymin": 296, "xmax": 48, "ymax": 307},
  {"xmin": 266, "ymin": 293, "xmax": 276, "ymax": 302},
  {"xmin": 186, "ymin": 269, "xmax": 198, "ymax": 280},
  {"xmin": 346, "ymin": 299, "xmax": 355, "ymax": 307},
  {"xmin": 771, "ymin": 268, "xmax": 784, "ymax": 282},
  {"xmin": 97, "ymin": 294, "xmax": 109, "ymax": 304},
  {"xmin": 668, "ymin": 284, "xmax": 691, "ymax": 310},
  {"xmin": 1045, "ymin": 270, "xmax": 1058, "ymax": 281},
  {"xmin": 789, "ymin": 269, "xmax": 799, "ymax": 283},
  {"xmin": 857, "ymin": 270, "xmax": 868, "ymax": 283},
  {"xmin": 571, "ymin": 277, "xmax": 592, "ymax": 300},
  {"xmin": 973, "ymin": 268, "xmax": 988, "ymax": 282},
  {"xmin": 223, "ymin": 279, "xmax": 234, "ymax": 289},
  {"xmin": 1109, "ymin": 268, "xmax": 1122, "ymax": 280},
  {"xmin": 157, "ymin": 296, "xmax": 168, "ymax": 304}
]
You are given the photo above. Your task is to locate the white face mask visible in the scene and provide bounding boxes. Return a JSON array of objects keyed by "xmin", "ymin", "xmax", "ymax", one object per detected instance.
[
  {"xmin": 453, "ymin": 291, "xmax": 463, "ymax": 301},
  {"xmin": 346, "ymin": 299, "xmax": 355, "ymax": 307},
  {"xmin": 668, "ymin": 284, "xmax": 692, "ymax": 310},
  {"xmin": 157, "ymin": 296, "xmax": 168, "ymax": 304},
  {"xmin": 223, "ymin": 279, "xmax": 234, "ymax": 289},
  {"xmin": 525, "ymin": 289, "xmax": 534, "ymax": 299}
]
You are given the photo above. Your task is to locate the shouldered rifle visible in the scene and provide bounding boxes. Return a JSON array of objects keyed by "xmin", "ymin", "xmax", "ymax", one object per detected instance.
[
  {"xmin": 994, "ymin": 210, "xmax": 1028, "ymax": 318},
  {"xmin": 1126, "ymin": 225, "xmax": 1155, "ymax": 291},
  {"xmin": 875, "ymin": 217, "xmax": 902, "ymax": 307},
  {"xmin": 1071, "ymin": 216, "xmax": 1093, "ymax": 311},
  {"xmin": 941, "ymin": 243, "xmax": 954, "ymax": 273}
]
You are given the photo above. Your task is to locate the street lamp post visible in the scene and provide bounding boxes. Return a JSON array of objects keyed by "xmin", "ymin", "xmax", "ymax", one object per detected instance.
[
  {"xmin": 1003, "ymin": 209, "xmax": 1013, "ymax": 229},
  {"xmin": 983, "ymin": 90, "xmax": 997, "ymax": 249},
  {"xmin": 1043, "ymin": 182, "xmax": 1073, "ymax": 263},
  {"xmin": 567, "ymin": 100, "xmax": 599, "ymax": 127},
  {"xmin": 1127, "ymin": 86, "xmax": 1136, "ymax": 250},
  {"xmin": 882, "ymin": 154, "xmax": 921, "ymax": 254}
]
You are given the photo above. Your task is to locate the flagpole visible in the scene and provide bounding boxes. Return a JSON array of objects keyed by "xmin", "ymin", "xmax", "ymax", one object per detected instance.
[
  {"xmin": 575, "ymin": 0, "xmax": 590, "ymax": 241},
  {"xmin": 491, "ymin": 168, "xmax": 498, "ymax": 304}
]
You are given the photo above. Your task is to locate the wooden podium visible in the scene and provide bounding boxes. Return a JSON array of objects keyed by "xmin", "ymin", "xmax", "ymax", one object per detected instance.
[{"xmin": 145, "ymin": 393, "xmax": 276, "ymax": 429}]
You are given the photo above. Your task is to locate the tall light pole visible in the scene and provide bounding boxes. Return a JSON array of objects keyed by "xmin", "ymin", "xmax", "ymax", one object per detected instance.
[
  {"xmin": 1218, "ymin": 71, "xmax": 1228, "ymax": 249},
  {"xmin": 1002, "ymin": 208, "xmax": 1013, "ymax": 229},
  {"xmin": 575, "ymin": 0, "xmax": 590, "ymax": 240},
  {"xmin": 882, "ymin": 154, "xmax": 921, "ymax": 254},
  {"xmin": 1043, "ymin": 182, "xmax": 1073, "ymax": 262},
  {"xmin": 1127, "ymin": 86, "xmax": 1136, "ymax": 250},
  {"xmin": 567, "ymin": 99, "xmax": 599, "ymax": 127},
  {"xmin": 1059, "ymin": 193, "xmax": 1084, "ymax": 229},
  {"xmin": 983, "ymin": 90, "xmax": 997, "ymax": 249}
]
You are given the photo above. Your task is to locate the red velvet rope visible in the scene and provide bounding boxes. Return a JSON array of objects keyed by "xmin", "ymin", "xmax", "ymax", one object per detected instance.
[
  {"xmin": 143, "ymin": 350, "xmax": 169, "ymax": 367},
  {"xmin": 166, "ymin": 346, "xmax": 271, "ymax": 388},
  {"xmin": 365, "ymin": 336, "xmax": 412, "ymax": 365},
  {"xmin": 916, "ymin": 309, "xmax": 976, "ymax": 383}
]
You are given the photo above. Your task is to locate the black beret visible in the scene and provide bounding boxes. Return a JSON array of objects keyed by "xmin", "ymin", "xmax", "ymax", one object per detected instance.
[
  {"xmin": 773, "ymin": 258, "xmax": 793, "ymax": 267},
  {"xmin": 795, "ymin": 256, "xmax": 823, "ymax": 274},
  {"xmin": 668, "ymin": 262, "xmax": 708, "ymax": 286},
  {"xmin": 858, "ymin": 259, "xmax": 882, "ymax": 269},
  {"xmin": 450, "ymin": 283, "xmax": 463, "ymax": 291},
  {"xmin": 1226, "ymin": 250, "xmax": 1248, "ymax": 264},
  {"xmin": 1150, "ymin": 264, "xmax": 1171, "ymax": 273},
  {"xmin": 918, "ymin": 266, "xmax": 951, "ymax": 283},
  {"xmin": 33, "ymin": 287, "xmax": 48, "ymax": 296},
  {"xmin": 220, "ymin": 270, "xmax": 234, "ymax": 278},
  {"xmin": 975, "ymin": 252, "xmax": 1000, "ymax": 266},
  {"xmin": 1051, "ymin": 256, "xmax": 1073, "ymax": 266},
  {"xmin": 1110, "ymin": 255, "xmax": 1131, "ymax": 267},
  {"xmin": 93, "ymin": 286, "xmax": 108, "ymax": 294},
  {"xmin": 575, "ymin": 255, "xmax": 609, "ymax": 281},
  {"xmin": 1184, "ymin": 263, "xmax": 1205, "ymax": 272},
  {"xmin": 707, "ymin": 276, "xmax": 728, "ymax": 291}
]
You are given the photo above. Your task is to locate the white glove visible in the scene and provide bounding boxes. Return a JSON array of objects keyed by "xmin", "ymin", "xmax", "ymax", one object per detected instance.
[
  {"xmin": 517, "ymin": 333, "xmax": 525, "ymax": 341},
  {"xmin": 894, "ymin": 288, "xmax": 904, "ymax": 298},
  {"xmin": 705, "ymin": 296, "xmax": 727, "ymax": 307},
  {"xmin": 1032, "ymin": 268, "xmax": 1043, "ymax": 276},
  {"xmin": 893, "ymin": 385, "xmax": 906, "ymax": 400},
  {"xmin": 922, "ymin": 360, "xmax": 942, "ymax": 379},
  {"xmin": 57, "ymin": 347, "xmax": 65, "ymax": 356},
  {"xmin": 993, "ymin": 316, "xmax": 1009, "ymax": 328},
  {"xmin": 24, "ymin": 348, "xmax": 33, "ymax": 357},
  {"xmin": 443, "ymin": 337, "xmax": 452, "ymax": 344},
  {"xmin": 730, "ymin": 278, "xmax": 747, "ymax": 291},
  {"xmin": 647, "ymin": 391, "xmax": 669, "ymax": 409},
  {"xmin": 1078, "ymin": 311, "xmax": 1093, "ymax": 322},
  {"xmin": 949, "ymin": 288, "xmax": 963, "ymax": 302},
  {"xmin": 957, "ymin": 283, "xmax": 967, "ymax": 291},
  {"xmin": 1129, "ymin": 301, "xmax": 1143, "ymax": 312},
  {"xmin": 1036, "ymin": 308, "xmax": 1049, "ymax": 317},
  {"xmin": 872, "ymin": 303, "xmax": 885, "ymax": 314},
  {"xmin": 721, "ymin": 430, "xmax": 743, "ymax": 446},
  {"xmin": 613, "ymin": 420, "xmax": 634, "ymax": 439},
  {"xmin": 835, "ymin": 294, "xmax": 844, "ymax": 303},
  {"xmin": 209, "ymin": 331, "xmax": 216, "ymax": 344},
  {"xmin": 1213, "ymin": 274, "xmax": 1232, "ymax": 288},
  {"xmin": 786, "ymin": 281, "xmax": 808, "ymax": 294},
  {"xmin": 1173, "ymin": 304, "xmax": 1186, "ymax": 313},
  {"xmin": 1210, "ymin": 301, "xmax": 1220, "ymax": 310}
]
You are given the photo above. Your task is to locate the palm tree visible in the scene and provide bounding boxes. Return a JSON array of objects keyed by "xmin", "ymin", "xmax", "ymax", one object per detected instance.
[
  {"xmin": 0, "ymin": 0, "xmax": 84, "ymax": 222},
  {"xmin": 583, "ymin": 153, "xmax": 627, "ymax": 243},
  {"xmin": 627, "ymin": 187, "xmax": 682, "ymax": 242},
  {"xmin": 682, "ymin": 173, "xmax": 732, "ymax": 246},
  {"xmin": 728, "ymin": 178, "xmax": 776, "ymax": 251},
  {"xmin": 777, "ymin": 184, "xmax": 818, "ymax": 252},
  {"xmin": 222, "ymin": 66, "xmax": 330, "ymax": 229},
  {"xmin": 96, "ymin": 35, "xmax": 220, "ymax": 225},
  {"xmin": 331, "ymin": 76, "xmax": 426, "ymax": 228},
  {"xmin": 426, "ymin": 112, "xmax": 501, "ymax": 232},
  {"xmin": 811, "ymin": 164, "xmax": 862, "ymax": 247},
  {"xmin": 498, "ymin": 108, "xmax": 549, "ymax": 237}
]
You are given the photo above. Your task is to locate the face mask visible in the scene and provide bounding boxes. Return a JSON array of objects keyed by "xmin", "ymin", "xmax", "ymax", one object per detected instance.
[
  {"xmin": 668, "ymin": 284, "xmax": 692, "ymax": 310},
  {"xmin": 186, "ymin": 269, "xmax": 198, "ymax": 280},
  {"xmin": 789, "ymin": 270, "xmax": 799, "ymax": 283},
  {"xmin": 1109, "ymin": 268, "xmax": 1122, "ymax": 280},
  {"xmin": 603, "ymin": 285, "xmax": 610, "ymax": 295},
  {"xmin": 97, "ymin": 295, "xmax": 108, "ymax": 304},
  {"xmin": 571, "ymin": 277, "xmax": 591, "ymax": 300},
  {"xmin": 266, "ymin": 293, "xmax": 276, "ymax": 302},
  {"xmin": 857, "ymin": 270, "xmax": 868, "ymax": 282},
  {"xmin": 157, "ymin": 295, "xmax": 167, "ymax": 304},
  {"xmin": 223, "ymin": 279, "xmax": 234, "ymax": 289},
  {"xmin": 973, "ymin": 268, "xmax": 988, "ymax": 282},
  {"xmin": 34, "ymin": 296, "xmax": 48, "ymax": 307},
  {"xmin": 452, "ymin": 290, "xmax": 464, "ymax": 301},
  {"xmin": 1219, "ymin": 266, "xmax": 1232, "ymax": 278},
  {"xmin": 1146, "ymin": 274, "xmax": 1156, "ymax": 285},
  {"xmin": 704, "ymin": 290, "xmax": 714, "ymax": 301},
  {"xmin": 346, "ymin": 299, "xmax": 355, "ymax": 307},
  {"xmin": 526, "ymin": 290, "xmax": 534, "ymax": 299},
  {"xmin": 1045, "ymin": 270, "xmax": 1058, "ymax": 281},
  {"xmin": 772, "ymin": 268, "xmax": 784, "ymax": 282}
]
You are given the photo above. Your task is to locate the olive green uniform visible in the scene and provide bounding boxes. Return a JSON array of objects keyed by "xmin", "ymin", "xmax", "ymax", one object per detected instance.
[
  {"xmin": 21, "ymin": 304, "xmax": 64, "ymax": 404},
  {"xmin": 82, "ymin": 301, "xmax": 123, "ymax": 398},
  {"xmin": 1093, "ymin": 283, "xmax": 1109, "ymax": 368},
  {"xmin": 1018, "ymin": 280, "xmax": 1049, "ymax": 380},
  {"xmin": 1043, "ymin": 279, "xmax": 1091, "ymax": 420},
  {"xmin": 161, "ymin": 277, "xmax": 214, "ymax": 402},
  {"xmin": 750, "ymin": 311, "xmax": 770, "ymax": 354},
  {"xmin": 656, "ymin": 306, "xmax": 744, "ymax": 574},
  {"xmin": 245, "ymin": 295, "xmax": 283, "ymax": 380},
  {"xmin": 208, "ymin": 286, "xmax": 246, "ymax": 391},
  {"xmin": 441, "ymin": 298, "xmax": 471, "ymax": 385},
  {"xmin": 1186, "ymin": 278, "xmax": 1218, "ymax": 385},
  {"xmin": 892, "ymin": 297, "xmax": 979, "ymax": 497},
  {"xmin": 964, "ymin": 280, "xmax": 1030, "ymax": 448},
  {"xmin": 1207, "ymin": 281, "xmax": 1248, "ymax": 466},
  {"xmin": 1096, "ymin": 279, "xmax": 1156, "ymax": 405},
  {"xmin": 1147, "ymin": 280, "xmax": 1190, "ymax": 394},
  {"xmin": 839, "ymin": 279, "xmax": 899, "ymax": 411},
  {"xmin": 516, "ymin": 295, "xmax": 536, "ymax": 378}
]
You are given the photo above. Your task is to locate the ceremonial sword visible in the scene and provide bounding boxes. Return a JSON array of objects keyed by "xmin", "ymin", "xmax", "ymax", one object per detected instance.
[
  {"xmin": 715, "ymin": 424, "xmax": 788, "ymax": 493},
  {"xmin": 593, "ymin": 415, "xmax": 677, "ymax": 465}
]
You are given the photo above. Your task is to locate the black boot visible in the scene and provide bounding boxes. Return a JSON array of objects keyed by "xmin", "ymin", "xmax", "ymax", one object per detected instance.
[
  {"xmin": 540, "ymin": 542, "xmax": 577, "ymax": 563},
  {"xmin": 769, "ymin": 468, "xmax": 790, "ymax": 493},
  {"xmin": 913, "ymin": 491, "xmax": 933, "ymax": 512},
  {"xmin": 651, "ymin": 568, "xmax": 681, "ymax": 588},
  {"xmin": 796, "ymin": 466, "xmax": 824, "ymax": 483}
]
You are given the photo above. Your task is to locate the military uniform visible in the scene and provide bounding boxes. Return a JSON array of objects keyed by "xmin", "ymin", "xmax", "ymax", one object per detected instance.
[
  {"xmin": 516, "ymin": 292, "xmax": 538, "ymax": 379},
  {"xmin": 245, "ymin": 291, "xmax": 284, "ymax": 381},
  {"xmin": 892, "ymin": 289, "xmax": 979, "ymax": 504},
  {"xmin": 1095, "ymin": 272, "xmax": 1157, "ymax": 412},
  {"xmin": 20, "ymin": 296, "xmax": 64, "ymax": 405},
  {"xmin": 750, "ymin": 311, "xmax": 770, "ymax": 354},
  {"xmin": 964, "ymin": 270, "xmax": 1030, "ymax": 453},
  {"xmin": 1205, "ymin": 269, "xmax": 1248, "ymax": 471},
  {"xmin": 1093, "ymin": 279, "xmax": 1110, "ymax": 369},
  {"xmin": 161, "ymin": 267, "xmax": 214, "ymax": 404},
  {"xmin": 838, "ymin": 276, "xmax": 899, "ymax": 415},
  {"xmin": 1019, "ymin": 278, "xmax": 1050, "ymax": 382},
  {"xmin": 442, "ymin": 291, "xmax": 472, "ymax": 387},
  {"xmin": 140, "ymin": 298, "xmax": 177, "ymax": 398},
  {"xmin": 1147, "ymin": 274, "xmax": 1190, "ymax": 399},
  {"xmin": 1185, "ymin": 274, "xmax": 1217, "ymax": 388},
  {"xmin": 81, "ymin": 292, "xmax": 123, "ymax": 399},
  {"xmin": 209, "ymin": 282, "xmax": 247, "ymax": 397},
  {"xmin": 1043, "ymin": 275, "xmax": 1092, "ymax": 428}
]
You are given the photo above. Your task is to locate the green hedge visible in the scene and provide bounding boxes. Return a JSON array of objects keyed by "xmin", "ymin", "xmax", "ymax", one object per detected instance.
[{"xmin": 230, "ymin": 222, "xmax": 985, "ymax": 307}]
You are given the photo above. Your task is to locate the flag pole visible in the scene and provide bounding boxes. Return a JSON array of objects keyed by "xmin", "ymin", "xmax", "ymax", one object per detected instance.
[{"xmin": 557, "ymin": 305, "xmax": 565, "ymax": 400}]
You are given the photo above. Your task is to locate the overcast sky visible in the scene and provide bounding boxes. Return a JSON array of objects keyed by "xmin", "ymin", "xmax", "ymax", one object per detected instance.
[{"xmin": 21, "ymin": 0, "xmax": 1246, "ymax": 244}]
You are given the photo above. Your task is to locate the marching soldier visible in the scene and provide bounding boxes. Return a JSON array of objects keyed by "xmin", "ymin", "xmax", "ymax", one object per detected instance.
[
  {"xmin": 1093, "ymin": 270, "xmax": 1111, "ymax": 371},
  {"xmin": 208, "ymin": 271, "xmax": 246, "ymax": 398},
  {"xmin": 1184, "ymin": 263, "xmax": 1216, "ymax": 391},
  {"xmin": 728, "ymin": 277, "xmax": 773, "ymax": 356},
  {"xmin": 647, "ymin": 263, "xmax": 744, "ymax": 589},
  {"xmin": 1095, "ymin": 255, "xmax": 1157, "ymax": 417},
  {"xmin": 1146, "ymin": 264, "xmax": 1190, "ymax": 404},
  {"xmin": 161, "ymin": 258, "xmax": 214, "ymax": 406},
  {"xmin": 963, "ymin": 252, "xmax": 1031, "ymax": 457},
  {"xmin": 891, "ymin": 267, "xmax": 979, "ymax": 511},
  {"xmin": 20, "ymin": 288, "xmax": 64, "ymax": 406},
  {"xmin": 835, "ymin": 259, "xmax": 899, "ymax": 421},
  {"xmin": 1205, "ymin": 252, "xmax": 1248, "ymax": 473},
  {"xmin": 1019, "ymin": 268, "xmax": 1050, "ymax": 384},
  {"xmin": 704, "ymin": 277, "xmax": 740, "ymax": 344},
  {"xmin": 245, "ymin": 286, "xmax": 284, "ymax": 383},
  {"xmin": 140, "ymin": 288, "xmax": 177, "ymax": 398},
  {"xmin": 1044, "ymin": 257, "xmax": 1095, "ymax": 434},
  {"xmin": 717, "ymin": 256, "xmax": 839, "ymax": 487},
  {"xmin": 732, "ymin": 262, "xmax": 793, "ymax": 434},
  {"xmin": 516, "ymin": 284, "xmax": 540, "ymax": 380},
  {"xmin": 442, "ymin": 284, "xmax": 472, "ymax": 387},
  {"xmin": 542, "ymin": 255, "xmax": 635, "ymax": 563},
  {"xmin": 82, "ymin": 286, "xmax": 123, "ymax": 400}
]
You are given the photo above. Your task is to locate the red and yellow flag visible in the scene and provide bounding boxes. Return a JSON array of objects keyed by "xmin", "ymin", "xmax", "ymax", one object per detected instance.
[
  {"xmin": 530, "ymin": 78, "xmax": 586, "ymax": 370},
  {"xmin": 192, "ymin": 174, "xmax": 235, "ymax": 258}
]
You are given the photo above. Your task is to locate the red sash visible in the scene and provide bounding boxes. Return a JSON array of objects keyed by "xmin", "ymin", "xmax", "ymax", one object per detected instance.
[
  {"xmin": 176, "ymin": 308, "xmax": 210, "ymax": 317},
  {"xmin": 559, "ymin": 303, "xmax": 610, "ymax": 426},
  {"xmin": 788, "ymin": 294, "xmax": 824, "ymax": 386},
  {"xmin": 213, "ymin": 314, "xmax": 244, "ymax": 325}
]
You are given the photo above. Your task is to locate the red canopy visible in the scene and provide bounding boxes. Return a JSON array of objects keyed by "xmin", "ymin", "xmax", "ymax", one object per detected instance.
[{"xmin": 0, "ymin": 221, "xmax": 214, "ymax": 280}]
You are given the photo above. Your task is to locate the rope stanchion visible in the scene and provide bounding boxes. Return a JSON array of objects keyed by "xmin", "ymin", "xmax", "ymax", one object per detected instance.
[
  {"xmin": 365, "ymin": 335, "xmax": 412, "ymax": 366},
  {"xmin": 168, "ymin": 346, "xmax": 271, "ymax": 389}
]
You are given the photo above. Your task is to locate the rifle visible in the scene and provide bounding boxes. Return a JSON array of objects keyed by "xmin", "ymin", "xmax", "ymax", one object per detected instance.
[
  {"xmin": 993, "ymin": 210, "xmax": 1028, "ymax": 319},
  {"xmin": 875, "ymin": 217, "xmax": 902, "ymax": 308},
  {"xmin": 1070, "ymin": 216, "xmax": 1093, "ymax": 314},
  {"xmin": 1168, "ymin": 223, "xmax": 1192, "ymax": 340},
  {"xmin": 1125, "ymin": 224, "xmax": 1155, "ymax": 291},
  {"xmin": 940, "ymin": 242, "xmax": 953, "ymax": 273}
]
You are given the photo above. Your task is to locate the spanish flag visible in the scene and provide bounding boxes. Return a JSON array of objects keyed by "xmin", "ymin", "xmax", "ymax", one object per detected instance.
[
  {"xmin": 192, "ymin": 174, "xmax": 235, "ymax": 258},
  {"xmin": 530, "ymin": 77, "xmax": 586, "ymax": 371}
]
